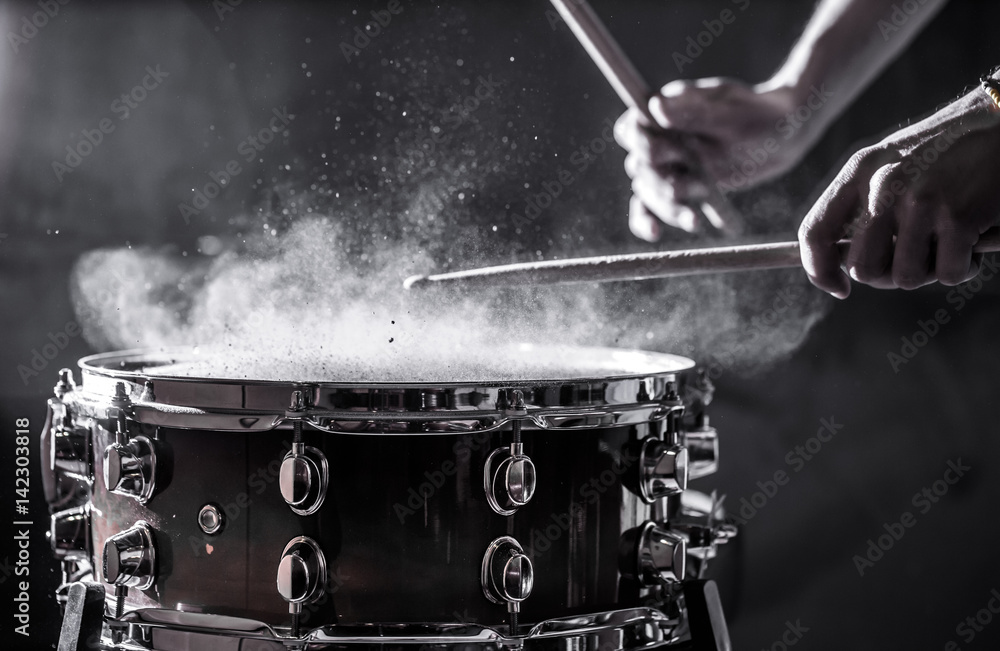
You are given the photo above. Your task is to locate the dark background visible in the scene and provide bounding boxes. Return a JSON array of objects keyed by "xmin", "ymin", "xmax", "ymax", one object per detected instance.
[{"xmin": 1, "ymin": 0, "xmax": 999, "ymax": 648}]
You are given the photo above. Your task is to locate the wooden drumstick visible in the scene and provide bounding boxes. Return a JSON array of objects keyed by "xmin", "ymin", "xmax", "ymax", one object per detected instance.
[
  {"xmin": 549, "ymin": 0, "xmax": 738, "ymax": 233},
  {"xmin": 549, "ymin": 0, "xmax": 655, "ymax": 124},
  {"xmin": 403, "ymin": 227, "xmax": 1000, "ymax": 289}
]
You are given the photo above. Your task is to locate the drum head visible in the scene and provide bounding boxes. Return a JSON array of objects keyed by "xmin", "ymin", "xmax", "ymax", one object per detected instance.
[{"xmin": 80, "ymin": 343, "xmax": 694, "ymax": 384}]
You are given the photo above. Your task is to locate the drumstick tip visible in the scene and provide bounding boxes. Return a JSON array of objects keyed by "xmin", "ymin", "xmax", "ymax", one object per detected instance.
[{"xmin": 402, "ymin": 274, "xmax": 429, "ymax": 290}]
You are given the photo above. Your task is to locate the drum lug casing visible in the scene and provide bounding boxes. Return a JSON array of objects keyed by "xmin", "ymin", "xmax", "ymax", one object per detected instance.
[
  {"xmin": 279, "ymin": 444, "xmax": 329, "ymax": 516},
  {"xmin": 685, "ymin": 416, "xmax": 719, "ymax": 480},
  {"xmin": 103, "ymin": 521, "xmax": 157, "ymax": 591},
  {"xmin": 481, "ymin": 536, "xmax": 534, "ymax": 607},
  {"xmin": 619, "ymin": 521, "xmax": 687, "ymax": 586},
  {"xmin": 103, "ymin": 435, "xmax": 158, "ymax": 504}
]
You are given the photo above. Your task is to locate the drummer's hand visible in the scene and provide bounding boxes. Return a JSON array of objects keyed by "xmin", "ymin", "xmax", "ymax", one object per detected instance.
[
  {"xmin": 798, "ymin": 87, "xmax": 1000, "ymax": 299},
  {"xmin": 615, "ymin": 77, "xmax": 807, "ymax": 241}
]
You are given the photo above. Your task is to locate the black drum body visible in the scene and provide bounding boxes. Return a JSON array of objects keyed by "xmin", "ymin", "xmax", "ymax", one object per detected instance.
[{"xmin": 42, "ymin": 346, "xmax": 735, "ymax": 651}]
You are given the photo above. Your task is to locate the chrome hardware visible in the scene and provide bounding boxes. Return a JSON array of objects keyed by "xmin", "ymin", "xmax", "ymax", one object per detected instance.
[
  {"xmin": 103, "ymin": 435, "xmax": 157, "ymax": 503},
  {"xmin": 620, "ymin": 521, "xmax": 687, "ymax": 586},
  {"xmin": 288, "ymin": 389, "xmax": 308, "ymax": 413},
  {"xmin": 277, "ymin": 536, "xmax": 327, "ymax": 637},
  {"xmin": 139, "ymin": 380, "xmax": 156, "ymax": 403},
  {"xmin": 197, "ymin": 504, "xmax": 224, "ymax": 535},
  {"xmin": 108, "ymin": 381, "xmax": 131, "ymax": 420},
  {"xmin": 276, "ymin": 537, "xmax": 327, "ymax": 605},
  {"xmin": 674, "ymin": 491, "xmax": 738, "ymax": 564},
  {"xmin": 99, "ymin": 606, "xmax": 684, "ymax": 651},
  {"xmin": 103, "ymin": 521, "xmax": 157, "ymax": 590},
  {"xmin": 638, "ymin": 437, "xmax": 688, "ymax": 502},
  {"xmin": 280, "ymin": 390, "xmax": 327, "ymax": 516},
  {"xmin": 279, "ymin": 444, "xmax": 329, "ymax": 516},
  {"xmin": 43, "ymin": 395, "xmax": 90, "ymax": 509},
  {"xmin": 685, "ymin": 418, "xmax": 719, "ymax": 480},
  {"xmin": 485, "ymin": 391, "xmax": 535, "ymax": 516},
  {"xmin": 52, "ymin": 411, "xmax": 90, "ymax": 481},
  {"xmin": 70, "ymin": 347, "xmax": 697, "ymax": 435},
  {"xmin": 481, "ymin": 536, "xmax": 534, "ymax": 608},
  {"xmin": 484, "ymin": 441, "xmax": 536, "ymax": 516},
  {"xmin": 49, "ymin": 506, "xmax": 91, "ymax": 560},
  {"xmin": 54, "ymin": 368, "xmax": 76, "ymax": 398}
]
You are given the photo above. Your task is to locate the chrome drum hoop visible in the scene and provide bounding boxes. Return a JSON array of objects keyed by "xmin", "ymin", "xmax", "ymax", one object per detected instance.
[
  {"xmin": 105, "ymin": 607, "xmax": 684, "ymax": 651},
  {"xmin": 69, "ymin": 347, "xmax": 699, "ymax": 434}
]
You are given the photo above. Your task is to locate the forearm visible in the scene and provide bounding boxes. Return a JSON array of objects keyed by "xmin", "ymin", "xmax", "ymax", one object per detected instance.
[{"xmin": 760, "ymin": 0, "xmax": 948, "ymax": 145}]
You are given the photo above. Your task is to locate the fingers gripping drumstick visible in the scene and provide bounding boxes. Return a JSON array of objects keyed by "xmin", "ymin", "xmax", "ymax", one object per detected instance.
[{"xmin": 548, "ymin": 0, "xmax": 739, "ymax": 234}]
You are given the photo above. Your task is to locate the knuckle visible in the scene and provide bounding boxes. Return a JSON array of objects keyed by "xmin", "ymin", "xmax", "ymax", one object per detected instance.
[
  {"xmin": 937, "ymin": 271, "xmax": 965, "ymax": 286},
  {"xmin": 891, "ymin": 271, "xmax": 926, "ymax": 290},
  {"xmin": 848, "ymin": 262, "xmax": 883, "ymax": 284},
  {"xmin": 797, "ymin": 219, "xmax": 824, "ymax": 244}
]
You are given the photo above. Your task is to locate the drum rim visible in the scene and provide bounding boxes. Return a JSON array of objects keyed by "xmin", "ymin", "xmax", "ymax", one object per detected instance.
[
  {"xmin": 77, "ymin": 344, "xmax": 696, "ymax": 388},
  {"xmin": 66, "ymin": 346, "xmax": 698, "ymax": 433}
]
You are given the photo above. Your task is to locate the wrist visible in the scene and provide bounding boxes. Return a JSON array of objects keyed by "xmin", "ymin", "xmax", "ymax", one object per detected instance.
[{"xmin": 750, "ymin": 78, "xmax": 830, "ymax": 156}]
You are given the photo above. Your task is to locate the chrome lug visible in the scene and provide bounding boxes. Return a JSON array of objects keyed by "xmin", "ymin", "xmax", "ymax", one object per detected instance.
[
  {"xmin": 685, "ymin": 420, "xmax": 719, "ymax": 480},
  {"xmin": 481, "ymin": 536, "xmax": 534, "ymax": 606},
  {"xmin": 620, "ymin": 521, "xmax": 687, "ymax": 586},
  {"xmin": 279, "ymin": 443, "xmax": 328, "ymax": 516},
  {"xmin": 49, "ymin": 506, "xmax": 91, "ymax": 560},
  {"xmin": 103, "ymin": 435, "xmax": 157, "ymax": 503},
  {"xmin": 484, "ymin": 442, "xmax": 536, "ymax": 516},
  {"xmin": 639, "ymin": 437, "xmax": 689, "ymax": 502},
  {"xmin": 103, "ymin": 521, "xmax": 157, "ymax": 590},
  {"xmin": 276, "ymin": 536, "xmax": 327, "ymax": 606}
]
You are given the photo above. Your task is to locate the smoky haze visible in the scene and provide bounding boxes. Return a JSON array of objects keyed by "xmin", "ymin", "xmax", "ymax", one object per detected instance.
[{"xmin": 67, "ymin": 2, "xmax": 828, "ymax": 382}]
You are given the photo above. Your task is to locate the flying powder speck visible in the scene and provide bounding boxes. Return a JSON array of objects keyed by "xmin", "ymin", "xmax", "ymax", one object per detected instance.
[
  {"xmin": 70, "ymin": 211, "xmax": 826, "ymax": 382},
  {"xmin": 68, "ymin": 5, "xmax": 828, "ymax": 382}
]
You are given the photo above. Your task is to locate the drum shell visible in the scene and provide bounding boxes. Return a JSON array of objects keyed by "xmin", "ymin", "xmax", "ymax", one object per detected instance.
[{"xmin": 88, "ymin": 419, "xmax": 661, "ymax": 628}]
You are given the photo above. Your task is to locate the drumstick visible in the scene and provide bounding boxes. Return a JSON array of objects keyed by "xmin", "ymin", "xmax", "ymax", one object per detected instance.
[
  {"xmin": 403, "ymin": 227, "xmax": 1000, "ymax": 289},
  {"xmin": 549, "ymin": 0, "xmax": 737, "ymax": 233},
  {"xmin": 549, "ymin": 0, "xmax": 654, "ymax": 124}
]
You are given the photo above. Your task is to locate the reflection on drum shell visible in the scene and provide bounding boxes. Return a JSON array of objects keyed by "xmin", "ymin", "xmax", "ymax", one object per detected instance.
[{"xmin": 88, "ymin": 419, "xmax": 667, "ymax": 626}]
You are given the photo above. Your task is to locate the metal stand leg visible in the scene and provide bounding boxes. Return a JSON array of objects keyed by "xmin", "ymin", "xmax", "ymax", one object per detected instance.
[
  {"xmin": 57, "ymin": 582, "xmax": 105, "ymax": 651},
  {"xmin": 683, "ymin": 580, "xmax": 732, "ymax": 651}
]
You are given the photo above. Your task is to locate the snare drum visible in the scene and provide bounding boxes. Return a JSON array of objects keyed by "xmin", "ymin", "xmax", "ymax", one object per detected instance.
[{"xmin": 42, "ymin": 345, "xmax": 735, "ymax": 650}]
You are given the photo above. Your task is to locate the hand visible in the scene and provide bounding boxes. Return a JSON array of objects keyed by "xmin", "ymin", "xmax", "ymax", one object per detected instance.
[
  {"xmin": 615, "ymin": 77, "xmax": 807, "ymax": 240},
  {"xmin": 798, "ymin": 88, "xmax": 1000, "ymax": 298}
]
